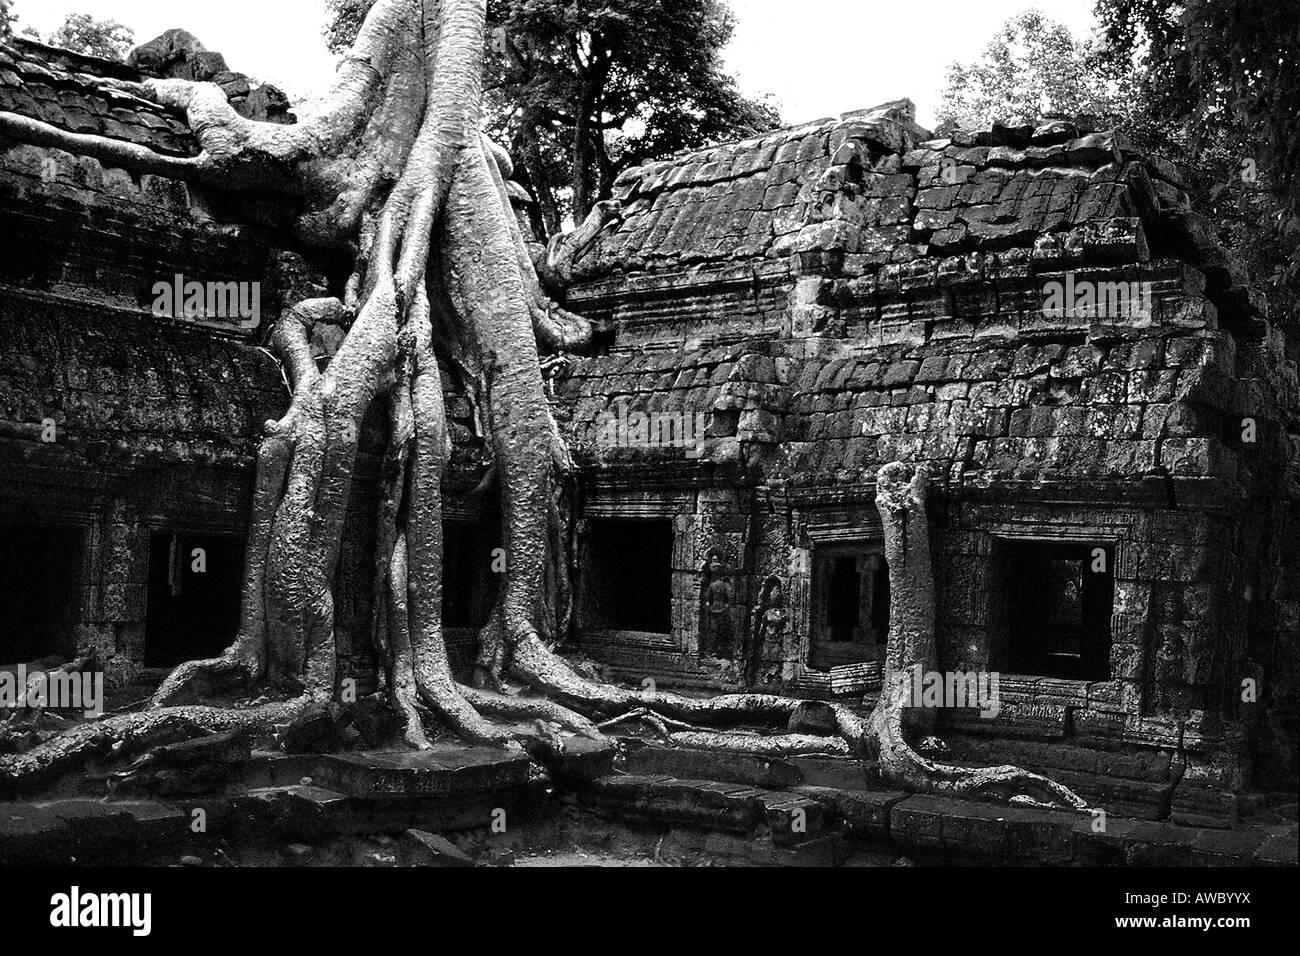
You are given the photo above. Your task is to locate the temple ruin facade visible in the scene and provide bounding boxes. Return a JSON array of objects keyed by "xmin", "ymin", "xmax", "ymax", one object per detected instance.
[{"xmin": 1, "ymin": 34, "xmax": 1296, "ymax": 833}]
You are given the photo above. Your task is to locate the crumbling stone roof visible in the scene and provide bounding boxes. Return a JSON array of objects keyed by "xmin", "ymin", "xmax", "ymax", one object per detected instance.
[
  {"xmin": 574, "ymin": 100, "xmax": 928, "ymax": 279},
  {"xmin": 0, "ymin": 38, "xmax": 197, "ymax": 156},
  {"xmin": 571, "ymin": 101, "xmax": 1263, "ymax": 332},
  {"xmin": 0, "ymin": 33, "xmax": 293, "ymax": 158},
  {"xmin": 552, "ymin": 307, "xmax": 1270, "ymax": 491},
  {"xmin": 556, "ymin": 104, "xmax": 1294, "ymax": 492},
  {"xmin": 0, "ymin": 43, "xmax": 1289, "ymax": 495}
]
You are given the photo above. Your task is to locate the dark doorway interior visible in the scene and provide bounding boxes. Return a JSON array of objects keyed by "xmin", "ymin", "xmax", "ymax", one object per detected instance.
[
  {"xmin": 997, "ymin": 539, "xmax": 1114, "ymax": 681},
  {"xmin": 0, "ymin": 523, "xmax": 84, "ymax": 663},
  {"xmin": 145, "ymin": 532, "xmax": 244, "ymax": 667},
  {"xmin": 809, "ymin": 542, "xmax": 888, "ymax": 670},
  {"xmin": 580, "ymin": 519, "xmax": 673, "ymax": 634},
  {"xmin": 442, "ymin": 520, "xmax": 498, "ymax": 630}
]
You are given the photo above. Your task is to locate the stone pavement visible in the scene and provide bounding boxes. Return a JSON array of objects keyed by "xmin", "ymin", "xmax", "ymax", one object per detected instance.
[{"xmin": 0, "ymin": 738, "xmax": 1294, "ymax": 866}]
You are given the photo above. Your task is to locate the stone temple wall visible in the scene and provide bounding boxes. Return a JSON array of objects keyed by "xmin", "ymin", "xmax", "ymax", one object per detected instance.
[
  {"xmin": 0, "ymin": 38, "xmax": 301, "ymax": 684},
  {"xmin": 551, "ymin": 102, "xmax": 1298, "ymax": 820}
]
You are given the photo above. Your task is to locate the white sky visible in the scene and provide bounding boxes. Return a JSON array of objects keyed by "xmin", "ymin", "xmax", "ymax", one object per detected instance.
[{"xmin": 13, "ymin": 0, "xmax": 1102, "ymax": 129}]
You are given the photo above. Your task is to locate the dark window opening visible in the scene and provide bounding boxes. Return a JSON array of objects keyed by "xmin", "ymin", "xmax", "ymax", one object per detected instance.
[
  {"xmin": 810, "ymin": 543, "xmax": 888, "ymax": 670},
  {"xmin": 579, "ymin": 519, "xmax": 673, "ymax": 634},
  {"xmin": 441, "ymin": 520, "xmax": 497, "ymax": 630},
  {"xmin": 826, "ymin": 556, "xmax": 861, "ymax": 642},
  {"xmin": 145, "ymin": 532, "xmax": 244, "ymax": 668},
  {"xmin": 996, "ymin": 540, "xmax": 1113, "ymax": 681},
  {"xmin": 0, "ymin": 523, "xmax": 83, "ymax": 663}
]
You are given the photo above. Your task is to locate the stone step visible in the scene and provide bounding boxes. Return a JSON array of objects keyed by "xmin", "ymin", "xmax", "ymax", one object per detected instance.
[
  {"xmin": 582, "ymin": 774, "xmax": 769, "ymax": 832},
  {"xmin": 234, "ymin": 785, "xmax": 355, "ymax": 837},
  {"xmin": 581, "ymin": 773, "xmax": 833, "ymax": 844},
  {"xmin": 620, "ymin": 740, "xmax": 874, "ymax": 792},
  {"xmin": 792, "ymin": 785, "xmax": 911, "ymax": 840},
  {"xmin": 1052, "ymin": 769, "xmax": 1175, "ymax": 822},
  {"xmin": 623, "ymin": 737, "xmax": 1183, "ymax": 823},
  {"xmin": 202, "ymin": 778, "xmax": 551, "ymax": 840},
  {"xmin": 763, "ymin": 795, "xmax": 828, "ymax": 846},
  {"xmin": 941, "ymin": 733, "xmax": 1174, "ymax": 784},
  {"xmin": 580, "ymin": 771, "xmax": 1293, "ymax": 865},
  {"xmin": 312, "ymin": 745, "xmax": 534, "ymax": 798},
  {"xmin": 547, "ymin": 736, "xmax": 620, "ymax": 783},
  {"xmin": 939, "ymin": 735, "xmax": 1178, "ymax": 821},
  {"xmin": 0, "ymin": 798, "xmax": 189, "ymax": 865}
]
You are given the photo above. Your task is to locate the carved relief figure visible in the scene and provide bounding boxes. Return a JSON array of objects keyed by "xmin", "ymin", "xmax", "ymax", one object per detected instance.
[
  {"xmin": 699, "ymin": 548, "xmax": 734, "ymax": 658},
  {"xmin": 749, "ymin": 575, "xmax": 789, "ymax": 684}
]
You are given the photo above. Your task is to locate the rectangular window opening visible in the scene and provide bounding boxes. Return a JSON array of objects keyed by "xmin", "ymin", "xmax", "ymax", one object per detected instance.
[
  {"xmin": 809, "ymin": 542, "xmax": 888, "ymax": 670},
  {"xmin": 579, "ymin": 518, "xmax": 673, "ymax": 634},
  {"xmin": 994, "ymin": 539, "xmax": 1114, "ymax": 681}
]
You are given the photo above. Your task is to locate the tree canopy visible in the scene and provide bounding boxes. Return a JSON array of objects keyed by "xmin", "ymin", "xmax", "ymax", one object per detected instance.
[
  {"xmin": 0, "ymin": 5, "xmax": 135, "ymax": 60},
  {"xmin": 935, "ymin": 8, "xmax": 1132, "ymax": 131},
  {"xmin": 43, "ymin": 12, "xmax": 135, "ymax": 60},
  {"xmin": 325, "ymin": 0, "xmax": 778, "ymax": 234}
]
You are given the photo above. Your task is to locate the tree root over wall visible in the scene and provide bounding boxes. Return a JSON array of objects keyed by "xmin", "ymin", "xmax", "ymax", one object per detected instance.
[{"xmin": 0, "ymin": 0, "xmax": 1085, "ymax": 813}]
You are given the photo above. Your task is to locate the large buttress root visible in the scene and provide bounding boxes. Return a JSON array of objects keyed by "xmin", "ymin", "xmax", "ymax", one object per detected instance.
[
  {"xmin": 0, "ymin": 697, "xmax": 324, "ymax": 793},
  {"xmin": 440, "ymin": 136, "xmax": 557, "ymax": 691}
]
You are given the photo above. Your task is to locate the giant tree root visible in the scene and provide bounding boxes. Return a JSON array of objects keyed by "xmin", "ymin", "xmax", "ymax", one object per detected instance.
[{"xmin": 0, "ymin": 696, "xmax": 319, "ymax": 795}]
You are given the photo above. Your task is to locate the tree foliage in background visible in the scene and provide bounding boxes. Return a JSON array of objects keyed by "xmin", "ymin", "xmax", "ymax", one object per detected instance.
[
  {"xmin": 0, "ymin": 5, "xmax": 135, "ymax": 61},
  {"xmin": 1094, "ymin": 0, "xmax": 1300, "ymax": 337},
  {"xmin": 325, "ymin": 0, "xmax": 778, "ymax": 234},
  {"xmin": 44, "ymin": 13, "xmax": 135, "ymax": 60},
  {"xmin": 935, "ymin": 9, "xmax": 1133, "ymax": 131}
]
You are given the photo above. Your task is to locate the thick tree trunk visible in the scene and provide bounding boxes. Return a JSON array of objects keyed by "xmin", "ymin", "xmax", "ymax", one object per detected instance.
[
  {"xmin": 569, "ymin": 45, "xmax": 607, "ymax": 224},
  {"xmin": 520, "ymin": 124, "xmax": 561, "ymax": 238}
]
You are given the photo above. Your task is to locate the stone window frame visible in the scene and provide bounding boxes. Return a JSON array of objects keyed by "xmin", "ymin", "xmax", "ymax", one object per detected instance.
[
  {"xmin": 785, "ymin": 494, "xmax": 886, "ymax": 697},
  {"xmin": 576, "ymin": 492, "xmax": 694, "ymax": 652},
  {"xmin": 0, "ymin": 460, "xmax": 267, "ymax": 681},
  {"xmin": 978, "ymin": 515, "xmax": 1141, "ymax": 716}
]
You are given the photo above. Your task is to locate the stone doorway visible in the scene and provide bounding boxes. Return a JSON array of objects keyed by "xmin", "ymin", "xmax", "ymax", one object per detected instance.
[
  {"xmin": 144, "ymin": 531, "xmax": 244, "ymax": 668},
  {"xmin": 0, "ymin": 522, "xmax": 84, "ymax": 664}
]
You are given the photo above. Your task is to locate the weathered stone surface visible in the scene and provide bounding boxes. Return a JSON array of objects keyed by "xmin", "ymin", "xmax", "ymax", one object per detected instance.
[{"xmin": 315, "ymin": 747, "xmax": 534, "ymax": 798}]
